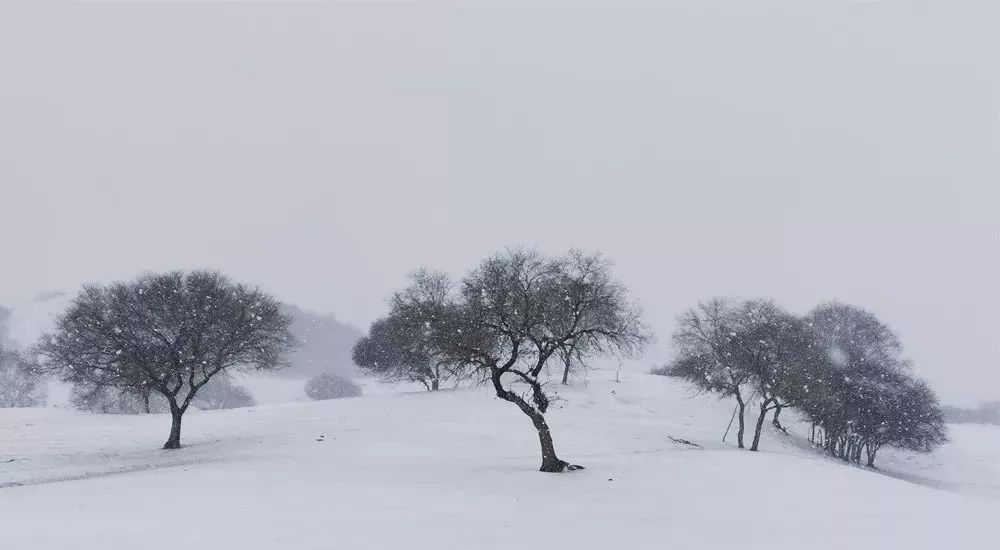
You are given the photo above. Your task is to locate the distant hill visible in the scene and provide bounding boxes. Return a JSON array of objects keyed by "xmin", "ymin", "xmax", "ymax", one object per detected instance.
[
  {"xmin": 0, "ymin": 291, "xmax": 72, "ymax": 350},
  {"xmin": 281, "ymin": 304, "xmax": 363, "ymax": 378}
]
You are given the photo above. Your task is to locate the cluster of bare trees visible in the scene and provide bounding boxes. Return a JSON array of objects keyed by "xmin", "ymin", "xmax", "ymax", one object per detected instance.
[
  {"xmin": 354, "ymin": 248, "xmax": 651, "ymax": 472},
  {"xmin": 352, "ymin": 270, "xmax": 471, "ymax": 392},
  {"xmin": 658, "ymin": 299, "xmax": 946, "ymax": 467},
  {"xmin": 8, "ymin": 252, "xmax": 951, "ymax": 475},
  {"xmin": 26, "ymin": 248, "xmax": 649, "ymax": 473}
]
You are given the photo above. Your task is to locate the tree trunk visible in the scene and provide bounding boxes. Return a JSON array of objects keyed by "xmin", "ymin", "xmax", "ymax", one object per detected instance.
[
  {"xmin": 163, "ymin": 403, "xmax": 184, "ymax": 449},
  {"xmin": 489, "ymin": 369, "xmax": 581, "ymax": 473},
  {"xmin": 865, "ymin": 444, "xmax": 878, "ymax": 468},
  {"xmin": 735, "ymin": 396, "xmax": 746, "ymax": 449},
  {"xmin": 560, "ymin": 343, "xmax": 576, "ymax": 385},
  {"xmin": 772, "ymin": 404, "xmax": 786, "ymax": 433},
  {"xmin": 532, "ymin": 413, "xmax": 571, "ymax": 472},
  {"xmin": 142, "ymin": 390, "xmax": 151, "ymax": 414},
  {"xmin": 749, "ymin": 402, "xmax": 769, "ymax": 451},
  {"xmin": 431, "ymin": 378, "xmax": 440, "ymax": 391}
]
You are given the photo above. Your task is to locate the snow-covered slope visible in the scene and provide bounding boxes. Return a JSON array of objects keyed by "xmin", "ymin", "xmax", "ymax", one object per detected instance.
[{"xmin": 1, "ymin": 372, "xmax": 996, "ymax": 549}]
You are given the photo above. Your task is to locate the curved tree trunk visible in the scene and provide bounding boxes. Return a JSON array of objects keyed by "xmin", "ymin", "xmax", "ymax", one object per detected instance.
[
  {"xmin": 532, "ymin": 413, "xmax": 570, "ymax": 472},
  {"xmin": 490, "ymin": 368, "xmax": 581, "ymax": 472}
]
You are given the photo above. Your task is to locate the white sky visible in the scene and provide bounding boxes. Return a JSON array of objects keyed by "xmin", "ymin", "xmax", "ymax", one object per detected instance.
[{"xmin": 1, "ymin": 1, "xmax": 997, "ymax": 402}]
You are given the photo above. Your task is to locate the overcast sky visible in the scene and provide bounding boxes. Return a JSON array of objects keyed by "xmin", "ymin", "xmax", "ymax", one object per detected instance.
[{"xmin": 1, "ymin": 1, "xmax": 997, "ymax": 402}]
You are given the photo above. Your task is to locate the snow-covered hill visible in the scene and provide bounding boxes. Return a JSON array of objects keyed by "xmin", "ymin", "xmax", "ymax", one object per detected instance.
[{"xmin": 1, "ymin": 372, "xmax": 996, "ymax": 549}]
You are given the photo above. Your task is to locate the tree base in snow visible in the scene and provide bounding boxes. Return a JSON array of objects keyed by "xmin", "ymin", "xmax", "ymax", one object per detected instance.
[{"xmin": 540, "ymin": 459, "xmax": 585, "ymax": 473}]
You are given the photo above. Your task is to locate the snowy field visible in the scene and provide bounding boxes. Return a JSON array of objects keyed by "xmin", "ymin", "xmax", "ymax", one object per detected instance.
[{"xmin": 1, "ymin": 371, "xmax": 997, "ymax": 550}]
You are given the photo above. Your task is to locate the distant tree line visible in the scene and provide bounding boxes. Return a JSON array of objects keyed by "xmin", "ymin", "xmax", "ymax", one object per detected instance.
[
  {"xmin": 942, "ymin": 401, "xmax": 1000, "ymax": 425},
  {"xmin": 655, "ymin": 299, "xmax": 947, "ymax": 467}
]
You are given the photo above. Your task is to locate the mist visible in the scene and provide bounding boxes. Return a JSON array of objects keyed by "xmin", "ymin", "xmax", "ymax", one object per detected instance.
[{"xmin": 0, "ymin": 1, "xmax": 997, "ymax": 403}]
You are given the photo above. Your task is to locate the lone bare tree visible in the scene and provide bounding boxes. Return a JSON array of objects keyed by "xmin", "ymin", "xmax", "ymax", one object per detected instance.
[
  {"xmin": 38, "ymin": 270, "xmax": 295, "ymax": 449},
  {"xmin": 432, "ymin": 248, "xmax": 651, "ymax": 472}
]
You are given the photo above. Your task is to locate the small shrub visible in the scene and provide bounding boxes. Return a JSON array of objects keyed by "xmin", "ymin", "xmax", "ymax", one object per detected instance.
[
  {"xmin": 305, "ymin": 373, "xmax": 362, "ymax": 400},
  {"xmin": 193, "ymin": 376, "xmax": 256, "ymax": 410}
]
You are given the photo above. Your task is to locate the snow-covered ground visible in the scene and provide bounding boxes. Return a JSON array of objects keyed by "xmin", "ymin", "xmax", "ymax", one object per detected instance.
[{"xmin": 1, "ymin": 371, "xmax": 997, "ymax": 549}]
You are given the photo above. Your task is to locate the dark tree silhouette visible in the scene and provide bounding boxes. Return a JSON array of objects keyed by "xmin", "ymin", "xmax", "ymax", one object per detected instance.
[
  {"xmin": 429, "ymin": 248, "xmax": 651, "ymax": 472},
  {"xmin": 662, "ymin": 298, "xmax": 942, "ymax": 459},
  {"xmin": 797, "ymin": 302, "xmax": 947, "ymax": 467},
  {"xmin": 722, "ymin": 300, "xmax": 817, "ymax": 451},
  {"xmin": 353, "ymin": 270, "xmax": 469, "ymax": 391},
  {"xmin": 38, "ymin": 270, "xmax": 294, "ymax": 449},
  {"xmin": 663, "ymin": 298, "xmax": 754, "ymax": 448}
]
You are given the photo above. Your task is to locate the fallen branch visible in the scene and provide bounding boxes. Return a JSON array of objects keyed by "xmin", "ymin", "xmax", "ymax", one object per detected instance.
[{"xmin": 668, "ymin": 436, "xmax": 702, "ymax": 448}]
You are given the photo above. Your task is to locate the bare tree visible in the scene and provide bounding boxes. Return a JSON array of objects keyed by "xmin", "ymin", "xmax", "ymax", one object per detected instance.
[
  {"xmin": 726, "ymin": 300, "xmax": 818, "ymax": 451},
  {"xmin": 38, "ymin": 270, "xmax": 295, "ymax": 449},
  {"xmin": 0, "ymin": 345, "xmax": 46, "ymax": 408},
  {"xmin": 431, "ymin": 248, "xmax": 651, "ymax": 472},
  {"xmin": 799, "ymin": 301, "xmax": 947, "ymax": 467},
  {"xmin": 663, "ymin": 298, "xmax": 754, "ymax": 448},
  {"xmin": 353, "ymin": 270, "xmax": 470, "ymax": 391}
]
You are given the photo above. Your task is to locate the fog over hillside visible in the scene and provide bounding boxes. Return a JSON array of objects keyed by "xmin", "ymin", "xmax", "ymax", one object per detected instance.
[
  {"xmin": 281, "ymin": 304, "xmax": 363, "ymax": 379},
  {"xmin": 1, "ymin": 1, "xmax": 996, "ymax": 403}
]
